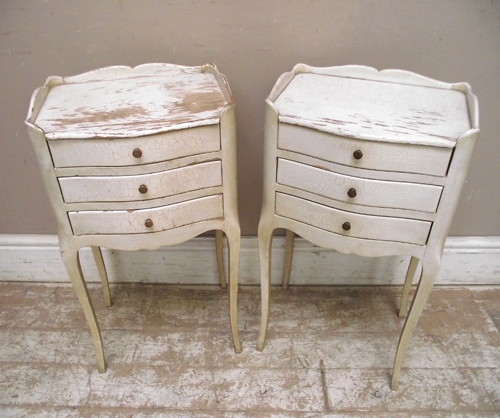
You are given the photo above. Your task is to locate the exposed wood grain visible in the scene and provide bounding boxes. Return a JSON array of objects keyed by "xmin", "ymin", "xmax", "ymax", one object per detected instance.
[{"xmin": 34, "ymin": 68, "xmax": 229, "ymax": 139}]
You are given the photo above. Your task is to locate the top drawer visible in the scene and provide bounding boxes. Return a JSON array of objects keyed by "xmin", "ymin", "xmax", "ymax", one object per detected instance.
[
  {"xmin": 48, "ymin": 125, "xmax": 220, "ymax": 168},
  {"xmin": 278, "ymin": 123, "xmax": 453, "ymax": 177}
]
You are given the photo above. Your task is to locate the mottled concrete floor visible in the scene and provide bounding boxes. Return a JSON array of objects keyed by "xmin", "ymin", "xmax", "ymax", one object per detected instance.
[{"xmin": 0, "ymin": 283, "xmax": 499, "ymax": 417}]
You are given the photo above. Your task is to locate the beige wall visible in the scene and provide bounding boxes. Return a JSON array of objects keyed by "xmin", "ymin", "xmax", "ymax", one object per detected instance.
[{"xmin": 1, "ymin": 0, "xmax": 499, "ymax": 236}]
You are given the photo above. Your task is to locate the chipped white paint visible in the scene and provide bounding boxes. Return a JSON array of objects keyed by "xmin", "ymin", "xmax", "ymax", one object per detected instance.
[
  {"xmin": 34, "ymin": 65, "xmax": 228, "ymax": 139},
  {"xmin": 274, "ymin": 71, "xmax": 471, "ymax": 147},
  {"xmin": 0, "ymin": 283, "xmax": 499, "ymax": 415},
  {"xmin": 258, "ymin": 64, "xmax": 479, "ymax": 390},
  {"xmin": 25, "ymin": 63, "xmax": 242, "ymax": 372}
]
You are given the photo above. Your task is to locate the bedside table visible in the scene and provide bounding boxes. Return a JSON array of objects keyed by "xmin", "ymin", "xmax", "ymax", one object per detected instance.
[
  {"xmin": 257, "ymin": 64, "xmax": 479, "ymax": 389},
  {"xmin": 25, "ymin": 63, "xmax": 241, "ymax": 372}
]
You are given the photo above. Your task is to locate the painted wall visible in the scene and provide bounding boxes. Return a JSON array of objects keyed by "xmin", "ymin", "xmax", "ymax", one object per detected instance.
[{"xmin": 1, "ymin": 0, "xmax": 499, "ymax": 236}]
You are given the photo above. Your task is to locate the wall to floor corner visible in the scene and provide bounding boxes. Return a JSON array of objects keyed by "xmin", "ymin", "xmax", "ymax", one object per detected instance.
[{"xmin": 1, "ymin": 234, "xmax": 499, "ymax": 285}]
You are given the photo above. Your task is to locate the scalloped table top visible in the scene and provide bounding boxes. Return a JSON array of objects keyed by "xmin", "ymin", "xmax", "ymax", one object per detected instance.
[
  {"xmin": 273, "ymin": 72, "xmax": 472, "ymax": 148},
  {"xmin": 33, "ymin": 65, "xmax": 230, "ymax": 140}
]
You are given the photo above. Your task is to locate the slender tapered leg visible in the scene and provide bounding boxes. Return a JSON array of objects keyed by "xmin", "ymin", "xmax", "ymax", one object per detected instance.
[
  {"xmin": 398, "ymin": 256, "xmax": 419, "ymax": 318},
  {"xmin": 226, "ymin": 227, "xmax": 241, "ymax": 353},
  {"xmin": 91, "ymin": 246, "xmax": 112, "ymax": 307},
  {"xmin": 282, "ymin": 229, "xmax": 295, "ymax": 290},
  {"xmin": 391, "ymin": 258, "xmax": 439, "ymax": 390},
  {"xmin": 61, "ymin": 247, "xmax": 106, "ymax": 373},
  {"xmin": 257, "ymin": 225, "xmax": 274, "ymax": 352},
  {"xmin": 215, "ymin": 230, "xmax": 227, "ymax": 289}
]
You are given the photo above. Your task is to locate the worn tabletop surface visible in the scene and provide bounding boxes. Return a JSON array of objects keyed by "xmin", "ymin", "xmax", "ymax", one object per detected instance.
[
  {"xmin": 34, "ymin": 68, "xmax": 228, "ymax": 140},
  {"xmin": 274, "ymin": 73, "xmax": 471, "ymax": 147}
]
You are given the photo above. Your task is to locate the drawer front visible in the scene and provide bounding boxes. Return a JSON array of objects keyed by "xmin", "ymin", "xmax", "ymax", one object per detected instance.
[
  {"xmin": 69, "ymin": 194, "xmax": 223, "ymax": 235},
  {"xmin": 49, "ymin": 125, "xmax": 220, "ymax": 168},
  {"xmin": 59, "ymin": 161, "xmax": 222, "ymax": 203},
  {"xmin": 275, "ymin": 193, "xmax": 431, "ymax": 245},
  {"xmin": 277, "ymin": 159, "xmax": 442, "ymax": 213},
  {"xmin": 278, "ymin": 123, "xmax": 453, "ymax": 177}
]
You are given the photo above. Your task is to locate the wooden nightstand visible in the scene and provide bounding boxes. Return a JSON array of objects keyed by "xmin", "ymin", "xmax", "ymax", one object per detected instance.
[
  {"xmin": 26, "ymin": 63, "xmax": 241, "ymax": 372},
  {"xmin": 257, "ymin": 64, "xmax": 479, "ymax": 389}
]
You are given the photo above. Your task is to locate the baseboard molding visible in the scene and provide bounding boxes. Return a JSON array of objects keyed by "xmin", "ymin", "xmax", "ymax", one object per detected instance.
[{"xmin": 0, "ymin": 234, "xmax": 499, "ymax": 285}]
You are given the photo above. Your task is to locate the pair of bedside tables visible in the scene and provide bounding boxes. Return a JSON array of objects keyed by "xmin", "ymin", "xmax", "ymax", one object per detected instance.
[{"xmin": 26, "ymin": 63, "xmax": 478, "ymax": 390}]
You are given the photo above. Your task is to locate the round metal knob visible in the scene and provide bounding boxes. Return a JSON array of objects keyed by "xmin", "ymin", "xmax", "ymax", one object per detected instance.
[
  {"xmin": 144, "ymin": 219, "xmax": 153, "ymax": 228},
  {"xmin": 132, "ymin": 148, "xmax": 142, "ymax": 158},
  {"xmin": 347, "ymin": 188, "xmax": 357, "ymax": 198},
  {"xmin": 342, "ymin": 222, "xmax": 351, "ymax": 231},
  {"xmin": 353, "ymin": 150, "xmax": 363, "ymax": 160},
  {"xmin": 138, "ymin": 184, "xmax": 148, "ymax": 194}
]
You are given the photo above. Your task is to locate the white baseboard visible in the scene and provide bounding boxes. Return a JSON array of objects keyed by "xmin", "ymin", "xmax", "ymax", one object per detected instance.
[{"xmin": 0, "ymin": 234, "xmax": 499, "ymax": 285}]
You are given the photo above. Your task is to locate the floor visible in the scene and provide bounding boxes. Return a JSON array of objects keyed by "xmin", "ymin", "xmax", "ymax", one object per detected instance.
[{"xmin": 0, "ymin": 282, "xmax": 499, "ymax": 417}]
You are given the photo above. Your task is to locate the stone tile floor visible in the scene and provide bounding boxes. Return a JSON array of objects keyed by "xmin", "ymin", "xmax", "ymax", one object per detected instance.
[{"xmin": 0, "ymin": 282, "xmax": 499, "ymax": 417}]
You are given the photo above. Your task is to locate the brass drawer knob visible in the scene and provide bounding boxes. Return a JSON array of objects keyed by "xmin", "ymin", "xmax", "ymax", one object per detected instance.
[
  {"xmin": 347, "ymin": 188, "xmax": 357, "ymax": 198},
  {"xmin": 132, "ymin": 148, "xmax": 142, "ymax": 158},
  {"xmin": 138, "ymin": 184, "xmax": 148, "ymax": 194},
  {"xmin": 353, "ymin": 150, "xmax": 363, "ymax": 160},
  {"xmin": 342, "ymin": 222, "xmax": 351, "ymax": 231},
  {"xmin": 144, "ymin": 219, "xmax": 153, "ymax": 228}
]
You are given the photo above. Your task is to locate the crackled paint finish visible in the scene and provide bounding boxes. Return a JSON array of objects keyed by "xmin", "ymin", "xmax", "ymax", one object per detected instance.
[
  {"xmin": 60, "ymin": 161, "xmax": 222, "ymax": 203},
  {"xmin": 25, "ymin": 63, "xmax": 242, "ymax": 370},
  {"xmin": 69, "ymin": 194, "xmax": 224, "ymax": 235},
  {"xmin": 258, "ymin": 65, "xmax": 479, "ymax": 390},
  {"xmin": 278, "ymin": 123, "xmax": 453, "ymax": 177},
  {"xmin": 49, "ymin": 125, "xmax": 221, "ymax": 168},
  {"xmin": 277, "ymin": 159, "xmax": 443, "ymax": 213},
  {"xmin": 275, "ymin": 193, "xmax": 431, "ymax": 245}
]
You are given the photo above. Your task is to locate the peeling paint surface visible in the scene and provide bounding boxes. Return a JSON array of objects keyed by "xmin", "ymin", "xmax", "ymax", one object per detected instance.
[
  {"xmin": 34, "ymin": 67, "xmax": 228, "ymax": 139},
  {"xmin": 274, "ymin": 73, "xmax": 471, "ymax": 147},
  {"xmin": 0, "ymin": 283, "xmax": 499, "ymax": 416}
]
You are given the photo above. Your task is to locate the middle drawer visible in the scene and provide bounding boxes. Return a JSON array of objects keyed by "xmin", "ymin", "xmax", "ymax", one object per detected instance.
[
  {"xmin": 59, "ymin": 161, "xmax": 222, "ymax": 203},
  {"xmin": 277, "ymin": 159, "xmax": 442, "ymax": 213}
]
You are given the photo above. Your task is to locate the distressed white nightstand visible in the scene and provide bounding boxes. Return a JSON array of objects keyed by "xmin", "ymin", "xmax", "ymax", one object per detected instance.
[
  {"xmin": 26, "ymin": 63, "xmax": 241, "ymax": 372},
  {"xmin": 257, "ymin": 64, "xmax": 479, "ymax": 389}
]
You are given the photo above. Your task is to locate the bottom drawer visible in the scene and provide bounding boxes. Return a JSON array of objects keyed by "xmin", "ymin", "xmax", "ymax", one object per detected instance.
[
  {"xmin": 69, "ymin": 194, "xmax": 223, "ymax": 235},
  {"xmin": 275, "ymin": 193, "xmax": 431, "ymax": 245}
]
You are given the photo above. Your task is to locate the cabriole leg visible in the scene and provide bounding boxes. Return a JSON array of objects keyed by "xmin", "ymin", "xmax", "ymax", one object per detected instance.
[
  {"xmin": 399, "ymin": 256, "xmax": 419, "ymax": 318},
  {"xmin": 282, "ymin": 229, "xmax": 295, "ymax": 290},
  {"xmin": 257, "ymin": 224, "xmax": 274, "ymax": 352},
  {"xmin": 391, "ymin": 258, "xmax": 439, "ymax": 390},
  {"xmin": 91, "ymin": 246, "xmax": 112, "ymax": 307},
  {"xmin": 215, "ymin": 230, "xmax": 227, "ymax": 289},
  {"xmin": 225, "ymin": 227, "xmax": 241, "ymax": 353},
  {"xmin": 61, "ymin": 247, "xmax": 106, "ymax": 373}
]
